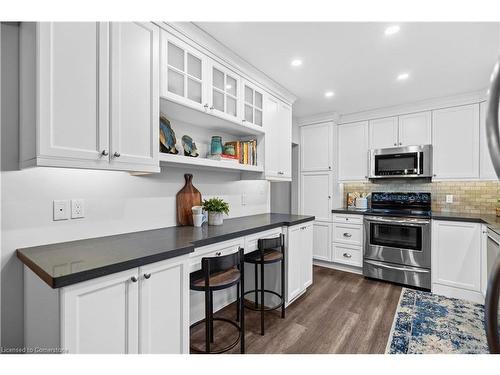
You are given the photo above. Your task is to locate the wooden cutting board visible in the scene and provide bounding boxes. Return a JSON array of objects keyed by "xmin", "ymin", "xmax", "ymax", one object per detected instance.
[{"xmin": 176, "ymin": 173, "xmax": 202, "ymax": 226}]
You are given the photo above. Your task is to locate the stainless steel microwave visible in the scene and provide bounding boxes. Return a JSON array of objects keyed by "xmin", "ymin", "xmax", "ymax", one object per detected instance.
[{"xmin": 369, "ymin": 144, "xmax": 432, "ymax": 179}]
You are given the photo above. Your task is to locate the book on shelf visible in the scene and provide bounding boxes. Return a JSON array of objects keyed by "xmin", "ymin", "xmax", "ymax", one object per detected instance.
[{"xmin": 223, "ymin": 140, "xmax": 258, "ymax": 166}]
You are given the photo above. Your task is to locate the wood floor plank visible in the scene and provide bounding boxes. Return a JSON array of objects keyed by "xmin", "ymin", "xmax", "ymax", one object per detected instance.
[{"xmin": 190, "ymin": 266, "xmax": 402, "ymax": 354}]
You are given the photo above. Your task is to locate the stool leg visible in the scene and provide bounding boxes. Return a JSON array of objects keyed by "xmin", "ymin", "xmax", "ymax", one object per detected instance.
[
  {"xmin": 240, "ymin": 281, "xmax": 245, "ymax": 354},
  {"xmin": 209, "ymin": 290, "xmax": 214, "ymax": 343},
  {"xmin": 236, "ymin": 283, "xmax": 240, "ymax": 322},
  {"xmin": 205, "ymin": 288, "xmax": 211, "ymax": 353},
  {"xmin": 260, "ymin": 260, "xmax": 265, "ymax": 336},
  {"xmin": 254, "ymin": 263, "xmax": 258, "ymax": 308},
  {"xmin": 281, "ymin": 257, "xmax": 286, "ymax": 319}
]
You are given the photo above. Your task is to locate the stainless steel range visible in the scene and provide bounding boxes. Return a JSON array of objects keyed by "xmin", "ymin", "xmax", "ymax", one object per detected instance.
[{"xmin": 363, "ymin": 192, "xmax": 431, "ymax": 290}]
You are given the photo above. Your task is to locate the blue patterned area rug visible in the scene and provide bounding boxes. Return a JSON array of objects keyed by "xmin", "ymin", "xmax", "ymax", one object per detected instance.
[{"xmin": 386, "ymin": 288, "xmax": 488, "ymax": 354}]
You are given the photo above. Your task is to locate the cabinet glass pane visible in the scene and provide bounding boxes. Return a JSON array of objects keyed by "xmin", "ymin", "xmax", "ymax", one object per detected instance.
[
  {"xmin": 255, "ymin": 109, "xmax": 262, "ymax": 126},
  {"xmin": 213, "ymin": 68, "xmax": 224, "ymax": 90},
  {"xmin": 168, "ymin": 68, "xmax": 184, "ymax": 96},
  {"xmin": 187, "ymin": 53, "xmax": 202, "ymax": 79},
  {"xmin": 226, "ymin": 76, "xmax": 237, "ymax": 97},
  {"xmin": 187, "ymin": 78, "xmax": 202, "ymax": 103},
  {"xmin": 255, "ymin": 91, "xmax": 263, "ymax": 109},
  {"xmin": 245, "ymin": 86, "xmax": 253, "ymax": 104},
  {"xmin": 245, "ymin": 104, "xmax": 253, "ymax": 123},
  {"xmin": 168, "ymin": 42, "xmax": 184, "ymax": 71},
  {"xmin": 213, "ymin": 89, "xmax": 224, "ymax": 112},
  {"xmin": 227, "ymin": 96, "xmax": 237, "ymax": 117}
]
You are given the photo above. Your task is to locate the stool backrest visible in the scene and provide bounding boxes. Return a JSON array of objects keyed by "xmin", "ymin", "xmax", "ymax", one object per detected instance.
[
  {"xmin": 201, "ymin": 247, "xmax": 244, "ymax": 276},
  {"xmin": 257, "ymin": 233, "xmax": 284, "ymax": 252}
]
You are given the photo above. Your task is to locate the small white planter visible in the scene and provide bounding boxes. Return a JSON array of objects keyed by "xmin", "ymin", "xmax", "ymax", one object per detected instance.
[{"xmin": 208, "ymin": 212, "xmax": 224, "ymax": 226}]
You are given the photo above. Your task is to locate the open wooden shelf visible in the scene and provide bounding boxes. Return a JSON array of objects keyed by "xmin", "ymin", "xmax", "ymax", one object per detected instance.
[
  {"xmin": 161, "ymin": 97, "xmax": 266, "ymax": 137},
  {"xmin": 159, "ymin": 153, "xmax": 264, "ymax": 173}
]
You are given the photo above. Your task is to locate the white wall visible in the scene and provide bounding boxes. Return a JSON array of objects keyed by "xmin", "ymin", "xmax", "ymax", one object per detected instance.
[{"xmin": 0, "ymin": 23, "xmax": 270, "ymax": 349}]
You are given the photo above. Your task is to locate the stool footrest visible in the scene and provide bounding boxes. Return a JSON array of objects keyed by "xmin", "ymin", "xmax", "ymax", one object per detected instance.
[
  {"xmin": 243, "ymin": 289, "xmax": 285, "ymax": 312},
  {"xmin": 190, "ymin": 317, "xmax": 242, "ymax": 354}
]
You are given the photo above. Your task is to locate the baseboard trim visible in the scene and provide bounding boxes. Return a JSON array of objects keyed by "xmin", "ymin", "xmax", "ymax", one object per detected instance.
[{"xmin": 313, "ymin": 260, "xmax": 363, "ymax": 275}]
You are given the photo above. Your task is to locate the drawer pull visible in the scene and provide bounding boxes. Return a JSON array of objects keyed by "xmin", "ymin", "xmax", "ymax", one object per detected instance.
[
  {"xmin": 343, "ymin": 232, "xmax": 352, "ymax": 238},
  {"xmin": 343, "ymin": 253, "xmax": 352, "ymax": 258},
  {"xmin": 216, "ymin": 252, "xmax": 222, "ymax": 256}
]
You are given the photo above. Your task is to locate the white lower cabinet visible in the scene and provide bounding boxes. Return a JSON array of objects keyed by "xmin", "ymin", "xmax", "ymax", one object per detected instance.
[
  {"xmin": 286, "ymin": 223, "xmax": 313, "ymax": 304},
  {"xmin": 431, "ymin": 220, "xmax": 485, "ymax": 303},
  {"xmin": 329, "ymin": 214, "xmax": 364, "ymax": 268},
  {"xmin": 25, "ymin": 256, "xmax": 190, "ymax": 354},
  {"xmin": 312, "ymin": 221, "xmax": 332, "ymax": 261}
]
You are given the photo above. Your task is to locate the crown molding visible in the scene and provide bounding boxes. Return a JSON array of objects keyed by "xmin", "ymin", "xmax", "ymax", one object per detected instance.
[
  {"xmin": 339, "ymin": 89, "xmax": 488, "ymax": 124},
  {"xmin": 296, "ymin": 110, "xmax": 341, "ymax": 126},
  {"xmin": 155, "ymin": 22, "xmax": 297, "ymax": 105}
]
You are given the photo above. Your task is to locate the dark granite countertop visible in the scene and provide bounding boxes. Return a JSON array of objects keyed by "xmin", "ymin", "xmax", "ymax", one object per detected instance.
[
  {"xmin": 17, "ymin": 213, "xmax": 315, "ymax": 289},
  {"xmin": 332, "ymin": 207, "xmax": 500, "ymax": 231}
]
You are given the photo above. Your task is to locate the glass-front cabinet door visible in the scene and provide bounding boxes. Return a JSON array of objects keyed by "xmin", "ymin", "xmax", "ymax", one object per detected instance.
[
  {"xmin": 242, "ymin": 81, "xmax": 264, "ymax": 127},
  {"xmin": 209, "ymin": 61, "xmax": 240, "ymax": 121},
  {"xmin": 160, "ymin": 31, "xmax": 206, "ymax": 109}
]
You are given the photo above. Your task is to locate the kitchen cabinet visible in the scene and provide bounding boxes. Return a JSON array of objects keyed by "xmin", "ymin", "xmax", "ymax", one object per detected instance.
[
  {"xmin": 208, "ymin": 60, "xmax": 241, "ymax": 122},
  {"xmin": 242, "ymin": 80, "xmax": 264, "ymax": 127},
  {"xmin": 333, "ymin": 243, "xmax": 362, "ymax": 267},
  {"xmin": 332, "ymin": 214, "xmax": 364, "ymax": 269},
  {"xmin": 398, "ymin": 111, "xmax": 432, "ymax": 146},
  {"xmin": 338, "ymin": 121, "xmax": 369, "ymax": 181},
  {"xmin": 300, "ymin": 172, "xmax": 333, "ymax": 222},
  {"xmin": 431, "ymin": 220, "xmax": 484, "ymax": 303},
  {"xmin": 24, "ymin": 256, "xmax": 190, "ymax": 354},
  {"xmin": 265, "ymin": 95, "xmax": 292, "ymax": 180},
  {"xmin": 369, "ymin": 117, "xmax": 398, "ymax": 149},
  {"xmin": 432, "ymin": 104, "xmax": 480, "ymax": 179},
  {"xmin": 312, "ymin": 221, "xmax": 332, "ymax": 262},
  {"xmin": 286, "ymin": 223, "xmax": 313, "ymax": 303},
  {"xmin": 480, "ymin": 101, "xmax": 497, "ymax": 179},
  {"xmin": 20, "ymin": 22, "xmax": 160, "ymax": 173},
  {"xmin": 160, "ymin": 30, "xmax": 207, "ymax": 110},
  {"xmin": 300, "ymin": 122, "xmax": 333, "ymax": 172}
]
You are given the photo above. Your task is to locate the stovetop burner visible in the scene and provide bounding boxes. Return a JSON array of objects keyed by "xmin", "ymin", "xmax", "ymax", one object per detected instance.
[{"xmin": 367, "ymin": 192, "xmax": 432, "ymax": 218}]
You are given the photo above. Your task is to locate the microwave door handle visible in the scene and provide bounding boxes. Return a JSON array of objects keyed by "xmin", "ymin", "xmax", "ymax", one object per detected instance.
[
  {"xmin": 417, "ymin": 151, "xmax": 421, "ymax": 175},
  {"xmin": 487, "ymin": 58, "xmax": 500, "ymax": 180}
]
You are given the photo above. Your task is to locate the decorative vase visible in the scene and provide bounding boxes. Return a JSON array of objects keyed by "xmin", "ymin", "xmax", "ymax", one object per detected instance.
[
  {"xmin": 208, "ymin": 211, "xmax": 224, "ymax": 226},
  {"xmin": 211, "ymin": 136, "xmax": 223, "ymax": 155}
]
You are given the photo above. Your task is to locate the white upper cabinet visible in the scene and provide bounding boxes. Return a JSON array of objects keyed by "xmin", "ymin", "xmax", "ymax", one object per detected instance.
[
  {"xmin": 265, "ymin": 95, "xmax": 292, "ymax": 180},
  {"xmin": 242, "ymin": 80, "xmax": 264, "ymax": 127},
  {"xmin": 338, "ymin": 121, "xmax": 369, "ymax": 181},
  {"xmin": 369, "ymin": 117, "xmax": 398, "ymax": 149},
  {"xmin": 300, "ymin": 172, "xmax": 333, "ymax": 221},
  {"xmin": 20, "ymin": 22, "xmax": 160, "ymax": 173},
  {"xmin": 110, "ymin": 22, "xmax": 159, "ymax": 169},
  {"xmin": 480, "ymin": 101, "xmax": 497, "ymax": 179},
  {"xmin": 432, "ymin": 104, "xmax": 479, "ymax": 179},
  {"xmin": 208, "ymin": 61, "xmax": 241, "ymax": 122},
  {"xmin": 398, "ymin": 111, "xmax": 432, "ymax": 146},
  {"xmin": 300, "ymin": 122, "xmax": 333, "ymax": 172},
  {"xmin": 160, "ymin": 30, "xmax": 207, "ymax": 110}
]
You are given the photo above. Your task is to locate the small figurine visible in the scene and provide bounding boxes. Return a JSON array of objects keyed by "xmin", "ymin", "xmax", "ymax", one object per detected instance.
[
  {"xmin": 182, "ymin": 135, "xmax": 199, "ymax": 157},
  {"xmin": 159, "ymin": 115, "xmax": 179, "ymax": 154}
]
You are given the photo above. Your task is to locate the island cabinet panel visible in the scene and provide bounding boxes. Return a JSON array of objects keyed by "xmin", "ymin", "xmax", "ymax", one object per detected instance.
[
  {"xmin": 286, "ymin": 222, "xmax": 313, "ymax": 304},
  {"xmin": 61, "ymin": 269, "xmax": 140, "ymax": 354}
]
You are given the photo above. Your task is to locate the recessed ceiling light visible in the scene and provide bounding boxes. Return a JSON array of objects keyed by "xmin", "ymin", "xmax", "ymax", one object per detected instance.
[
  {"xmin": 324, "ymin": 91, "xmax": 335, "ymax": 98},
  {"xmin": 397, "ymin": 73, "xmax": 409, "ymax": 81},
  {"xmin": 385, "ymin": 25, "xmax": 400, "ymax": 36},
  {"xmin": 291, "ymin": 59, "xmax": 303, "ymax": 67}
]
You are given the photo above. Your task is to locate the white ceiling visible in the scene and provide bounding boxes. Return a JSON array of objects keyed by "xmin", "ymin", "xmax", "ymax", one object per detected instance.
[{"xmin": 194, "ymin": 22, "xmax": 500, "ymax": 118}]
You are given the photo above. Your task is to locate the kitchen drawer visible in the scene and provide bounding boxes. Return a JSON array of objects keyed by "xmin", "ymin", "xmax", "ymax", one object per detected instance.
[
  {"xmin": 245, "ymin": 227, "xmax": 283, "ymax": 253},
  {"xmin": 190, "ymin": 238, "xmax": 244, "ymax": 272},
  {"xmin": 333, "ymin": 223, "xmax": 362, "ymax": 246},
  {"xmin": 333, "ymin": 214, "xmax": 363, "ymax": 225},
  {"xmin": 333, "ymin": 243, "xmax": 362, "ymax": 267}
]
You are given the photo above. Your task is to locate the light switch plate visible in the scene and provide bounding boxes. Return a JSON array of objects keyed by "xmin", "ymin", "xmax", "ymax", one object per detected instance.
[
  {"xmin": 71, "ymin": 199, "xmax": 85, "ymax": 219},
  {"xmin": 53, "ymin": 200, "xmax": 70, "ymax": 221},
  {"xmin": 446, "ymin": 194, "xmax": 454, "ymax": 203}
]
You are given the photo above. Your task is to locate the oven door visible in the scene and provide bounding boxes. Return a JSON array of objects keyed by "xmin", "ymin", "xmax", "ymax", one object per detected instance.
[
  {"xmin": 373, "ymin": 152, "xmax": 421, "ymax": 177},
  {"xmin": 363, "ymin": 216, "xmax": 431, "ymax": 269}
]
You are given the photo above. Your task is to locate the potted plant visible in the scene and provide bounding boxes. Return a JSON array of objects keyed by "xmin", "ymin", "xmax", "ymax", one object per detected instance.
[{"xmin": 202, "ymin": 197, "xmax": 229, "ymax": 226}]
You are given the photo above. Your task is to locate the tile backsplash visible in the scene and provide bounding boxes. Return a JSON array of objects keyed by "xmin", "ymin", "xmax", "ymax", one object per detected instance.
[{"xmin": 343, "ymin": 180, "xmax": 500, "ymax": 214}]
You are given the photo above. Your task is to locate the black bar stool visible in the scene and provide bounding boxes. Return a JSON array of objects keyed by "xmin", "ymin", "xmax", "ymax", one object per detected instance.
[
  {"xmin": 190, "ymin": 247, "xmax": 245, "ymax": 354},
  {"xmin": 244, "ymin": 234, "xmax": 285, "ymax": 335}
]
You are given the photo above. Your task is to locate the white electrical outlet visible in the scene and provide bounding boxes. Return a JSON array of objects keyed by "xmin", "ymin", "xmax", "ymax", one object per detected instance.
[
  {"xmin": 446, "ymin": 194, "xmax": 454, "ymax": 203},
  {"xmin": 53, "ymin": 200, "xmax": 70, "ymax": 221},
  {"xmin": 71, "ymin": 199, "xmax": 85, "ymax": 219}
]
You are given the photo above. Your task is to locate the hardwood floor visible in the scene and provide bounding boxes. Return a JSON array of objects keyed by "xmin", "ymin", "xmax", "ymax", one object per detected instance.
[{"xmin": 190, "ymin": 265, "xmax": 402, "ymax": 354}]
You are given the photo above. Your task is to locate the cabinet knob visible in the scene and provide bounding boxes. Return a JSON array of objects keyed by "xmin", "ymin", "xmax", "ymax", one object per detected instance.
[
  {"xmin": 364, "ymin": 176, "xmax": 368, "ymax": 179},
  {"xmin": 433, "ymin": 174, "xmax": 437, "ymax": 177},
  {"xmin": 144, "ymin": 273, "xmax": 151, "ymax": 279},
  {"xmin": 101, "ymin": 150, "xmax": 109, "ymax": 156},
  {"xmin": 216, "ymin": 252, "xmax": 222, "ymax": 256},
  {"xmin": 242, "ymin": 119, "xmax": 246, "ymax": 123},
  {"xmin": 399, "ymin": 142, "xmax": 402, "ymax": 145},
  {"xmin": 343, "ymin": 232, "xmax": 352, "ymax": 238},
  {"xmin": 210, "ymin": 106, "xmax": 214, "ymax": 110},
  {"xmin": 343, "ymin": 253, "xmax": 352, "ymax": 258},
  {"xmin": 328, "ymin": 196, "xmax": 331, "ymax": 199},
  {"xmin": 394, "ymin": 143, "xmax": 397, "ymax": 146},
  {"xmin": 114, "ymin": 152, "xmax": 121, "ymax": 158},
  {"xmin": 130, "ymin": 276, "xmax": 138, "ymax": 282},
  {"xmin": 329, "ymin": 166, "xmax": 331, "ymax": 170},
  {"xmin": 204, "ymin": 104, "xmax": 209, "ymax": 109}
]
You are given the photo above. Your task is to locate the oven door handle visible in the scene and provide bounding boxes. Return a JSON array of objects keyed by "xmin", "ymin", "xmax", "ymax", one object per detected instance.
[
  {"xmin": 364, "ymin": 216, "xmax": 430, "ymax": 225},
  {"xmin": 364, "ymin": 259, "xmax": 430, "ymax": 273}
]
